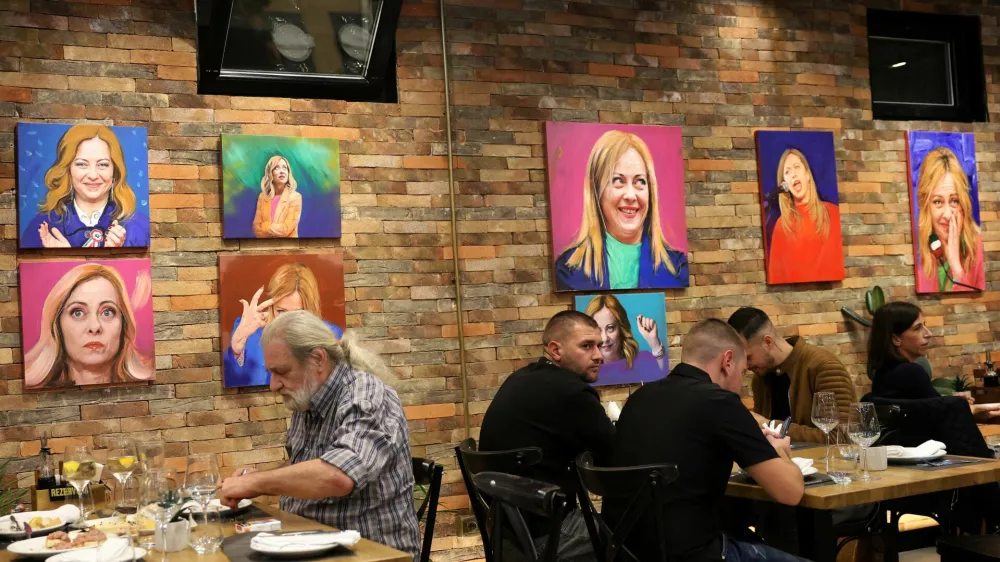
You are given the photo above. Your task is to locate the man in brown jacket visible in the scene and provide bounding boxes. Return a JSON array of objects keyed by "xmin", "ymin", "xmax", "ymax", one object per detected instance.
[{"xmin": 727, "ymin": 307, "xmax": 857, "ymax": 443}]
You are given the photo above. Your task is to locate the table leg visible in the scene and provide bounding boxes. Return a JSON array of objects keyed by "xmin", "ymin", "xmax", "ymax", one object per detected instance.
[{"xmin": 796, "ymin": 508, "xmax": 836, "ymax": 562}]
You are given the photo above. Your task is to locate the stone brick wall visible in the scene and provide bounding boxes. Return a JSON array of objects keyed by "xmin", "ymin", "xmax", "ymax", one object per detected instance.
[{"xmin": 1, "ymin": 0, "xmax": 998, "ymax": 559}]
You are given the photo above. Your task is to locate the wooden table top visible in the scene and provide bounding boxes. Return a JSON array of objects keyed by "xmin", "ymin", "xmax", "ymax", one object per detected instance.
[
  {"xmin": 726, "ymin": 446, "xmax": 1000, "ymax": 510},
  {"xmin": 2, "ymin": 502, "xmax": 411, "ymax": 562}
]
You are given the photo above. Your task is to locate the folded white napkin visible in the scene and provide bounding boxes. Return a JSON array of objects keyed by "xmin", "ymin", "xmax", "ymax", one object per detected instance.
[
  {"xmin": 53, "ymin": 504, "xmax": 81, "ymax": 523},
  {"xmin": 606, "ymin": 401, "xmax": 621, "ymax": 422},
  {"xmin": 791, "ymin": 457, "xmax": 814, "ymax": 474},
  {"xmin": 886, "ymin": 440, "xmax": 946, "ymax": 459},
  {"xmin": 251, "ymin": 530, "xmax": 362, "ymax": 550}
]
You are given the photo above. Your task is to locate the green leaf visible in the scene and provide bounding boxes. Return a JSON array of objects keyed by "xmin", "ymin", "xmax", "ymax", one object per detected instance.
[{"xmin": 872, "ymin": 286, "xmax": 885, "ymax": 311}]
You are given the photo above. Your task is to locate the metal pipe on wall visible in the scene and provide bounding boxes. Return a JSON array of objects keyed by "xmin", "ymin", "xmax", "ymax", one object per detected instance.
[{"xmin": 439, "ymin": 0, "xmax": 471, "ymax": 438}]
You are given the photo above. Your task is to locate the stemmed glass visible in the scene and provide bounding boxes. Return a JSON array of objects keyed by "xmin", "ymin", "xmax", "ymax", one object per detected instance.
[
  {"xmin": 848, "ymin": 402, "xmax": 881, "ymax": 483},
  {"xmin": 137, "ymin": 440, "xmax": 165, "ymax": 472},
  {"xmin": 138, "ymin": 468, "xmax": 184, "ymax": 562},
  {"xmin": 811, "ymin": 392, "xmax": 840, "ymax": 473},
  {"xmin": 62, "ymin": 445, "xmax": 98, "ymax": 526},
  {"xmin": 184, "ymin": 454, "xmax": 221, "ymax": 554},
  {"xmin": 106, "ymin": 437, "xmax": 138, "ymax": 518}
]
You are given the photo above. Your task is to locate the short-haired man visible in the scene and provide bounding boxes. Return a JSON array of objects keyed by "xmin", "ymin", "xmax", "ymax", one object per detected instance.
[
  {"xmin": 727, "ymin": 307, "xmax": 857, "ymax": 443},
  {"xmin": 608, "ymin": 319, "xmax": 806, "ymax": 562},
  {"xmin": 218, "ymin": 311, "xmax": 420, "ymax": 558},
  {"xmin": 479, "ymin": 310, "xmax": 616, "ymax": 562}
]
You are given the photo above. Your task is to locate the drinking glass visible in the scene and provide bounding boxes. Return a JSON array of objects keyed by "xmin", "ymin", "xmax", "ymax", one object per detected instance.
[
  {"xmin": 847, "ymin": 402, "xmax": 881, "ymax": 483},
  {"xmin": 827, "ymin": 429, "xmax": 854, "ymax": 485},
  {"xmin": 811, "ymin": 391, "xmax": 839, "ymax": 473},
  {"xmin": 138, "ymin": 468, "xmax": 185, "ymax": 562},
  {"xmin": 137, "ymin": 440, "xmax": 166, "ymax": 473},
  {"xmin": 188, "ymin": 505, "xmax": 224, "ymax": 555},
  {"xmin": 63, "ymin": 445, "xmax": 97, "ymax": 525},
  {"xmin": 106, "ymin": 437, "xmax": 138, "ymax": 517},
  {"xmin": 184, "ymin": 453, "xmax": 221, "ymax": 509}
]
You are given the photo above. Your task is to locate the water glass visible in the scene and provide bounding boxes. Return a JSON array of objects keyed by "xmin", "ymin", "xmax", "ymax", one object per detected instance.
[
  {"xmin": 848, "ymin": 402, "xmax": 881, "ymax": 483},
  {"xmin": 188, "ymin": 506, "xmax": 224, "ymax": 555},
  {"xmin": 827, "ymin": 432, "xmax": 855, "ymax": 485}
]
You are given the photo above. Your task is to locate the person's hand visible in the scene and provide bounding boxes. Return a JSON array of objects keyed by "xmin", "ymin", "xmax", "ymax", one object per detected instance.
[
  {"xmin": 972, "ymin": 403, "xmax": 1000, "ymax": 421},
  {"xmin": 751, "ymin": 411, "xmax": 769, "ymax": 427},
  {"xmin": 218, "ymin": 472, "xmax": 258, "ymax": 509},
  {"xmin": 230, "ymin": 287, "xmax": 273, "ymax": 358},
  {"xmin": 635, "ymin": 314, "xmax": 664, "ymax": 356},
  {"xmin": 955, "ymin": 391, "xmax": 975, "ymax": 406},
  {"xmin": 763, "ymin": 429, "xmax": 793, "ymax": 459},
  {"xmin": 39, "ymin": 222, "xmax": 70, "ymax": 248},
  {"xmin": 944, "ymin": 213, "xmax": 965, "ymax": 280},
  {"xmin": 104, "ymin": 220, "xmax": 127, "ymax": 247},
  {"xmin": 270, "ymin": 223, "xmax": 287, "ymax": 236}
]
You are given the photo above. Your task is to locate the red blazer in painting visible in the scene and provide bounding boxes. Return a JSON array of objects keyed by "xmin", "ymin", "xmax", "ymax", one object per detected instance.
[{"xmin": 767, "ymin": 201, "xmax": 845, "ymax": 284}]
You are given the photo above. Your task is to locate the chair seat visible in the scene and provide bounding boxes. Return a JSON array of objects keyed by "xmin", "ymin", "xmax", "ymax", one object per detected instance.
[{"xmin": 938, "ymin": 535, "xmax": 1000, "ymax": 562}]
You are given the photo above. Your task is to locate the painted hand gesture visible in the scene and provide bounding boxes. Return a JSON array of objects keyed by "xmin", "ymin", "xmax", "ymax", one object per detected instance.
[
  {"xmin": 230, "ymin": 286, "xmax": 274, "ymax": 358},
  {"xmin": 636, "ymin": 314, "xmax": 664, "ymax": 357},
  {"xmin": 105, "ymin": 220, "xmax": 127, "ymax": 248},
  {"xmin": 944, "ymin": 213, "xmax": 965, "ymax": 281},
  {"xmin": 39, "ymin": 222, "xmax": 71, "ymax": 248}
]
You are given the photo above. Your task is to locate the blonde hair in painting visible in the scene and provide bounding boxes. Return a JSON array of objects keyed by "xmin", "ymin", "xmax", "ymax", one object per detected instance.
[
  {"xmin": 584, "ymin": 294, "xmax": 639, "ymax": 369},
  {"xmin": 39, "ymin": 124, "xmax": 136, "ymax": 221},
  {"xmin": 915, "ymin": 146, "xmax": 980, "ymax": 280},
  {"xmin": 776, "ymin": 148, "xmax": 830, "ymax": 238},
  {"xmin": 24, "ymin": 264, "xmax": 153, "ymax": 389},
  {"xmin": 264, "ymin": 262, "xmax": 322, "ymax": 324},
  {"xmin": 562, "ymin": 130, "xmax": 677, "ymax": 285},
  {"xmin": 260, "ymin": 156, "xmax": 298, "ymax": 197}
]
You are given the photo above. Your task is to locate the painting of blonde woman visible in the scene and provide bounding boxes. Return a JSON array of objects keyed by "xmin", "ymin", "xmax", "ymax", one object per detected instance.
[
  {"xmin": 574, "ymin": 292, "xmax": 668, "ymax": 386},
  {"xmin": 907, "ymin": 132, "xmax": 985, "ymax": 293},
  {"xmin": 17, "ymin": 123, "xmax": 150, "ymax": 249},
  {"xmin": 222, "ymin": 135, "xmax": 340, "ymax": 239},
  {"xmin": 755, "ymin": 131, "xmax": 845, "ymax": 285},
  {"xmin": 547, "ymin": 123, "xmax": 689, "ymax": 292},
  {"xmin": 20, "ymin": 259, "xmax": 154, "ymax": 390},
  {"xmin": 220, "ymin": 254, "xmax": 346, "ymax": 387}
]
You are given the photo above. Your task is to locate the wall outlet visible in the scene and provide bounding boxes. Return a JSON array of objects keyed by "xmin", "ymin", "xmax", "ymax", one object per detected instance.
[{"xmin": 459, "ymin": 514, "xmax": 478, "ymax": 537}]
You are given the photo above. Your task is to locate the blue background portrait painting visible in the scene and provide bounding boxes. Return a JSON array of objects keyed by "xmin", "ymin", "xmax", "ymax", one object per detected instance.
[
  {"xmin": 222, "ymin": 134, "xmax": 341, "ymax": 239},
  {"xmin": 574, "ymin": 292, "xmax": 668, "ymax": 386},
  {"xmin": 907, "ymin": 131, "xmax": 980, "ymax": 223},
  {"xmin": 17, "ymin": 122, "xmax": 150, "ymax": 249}
]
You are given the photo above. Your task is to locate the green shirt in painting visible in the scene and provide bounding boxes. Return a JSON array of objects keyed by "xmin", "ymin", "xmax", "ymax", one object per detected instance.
[{"xmin": 606, "ymin": 235, "xmax": 641, "ymax": 289}]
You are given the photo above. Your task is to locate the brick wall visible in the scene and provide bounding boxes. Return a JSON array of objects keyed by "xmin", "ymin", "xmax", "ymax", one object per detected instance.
[{"xmin": 1, "ymin": 0, "xmax": 999, "ymax": 559}]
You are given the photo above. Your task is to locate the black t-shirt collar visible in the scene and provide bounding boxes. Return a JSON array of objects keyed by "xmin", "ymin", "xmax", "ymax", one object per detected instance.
[{"xmin": 669, "ymin": 362, "xmax": 712, "ymax": 382}]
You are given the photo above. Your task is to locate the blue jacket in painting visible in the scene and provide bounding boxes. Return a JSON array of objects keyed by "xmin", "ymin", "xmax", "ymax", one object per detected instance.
[
  {"xmin": 23, "ymin": 201, "xmax": 150, "ymax": 248},
  {"xmin": 223, "ymin": 317, "xmax": 345, "ymax": 388},
  {"xmin": 554, "ymin": 233, "xmax": 689, "ymax": 291}
]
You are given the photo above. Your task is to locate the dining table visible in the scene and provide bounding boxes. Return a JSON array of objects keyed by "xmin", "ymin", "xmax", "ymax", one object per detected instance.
[
  {"xmin": 0, "ymin": 501, "xmax": 412, "ymax": 562},
  {"xmin": 726, "ymin": 445, "xmax": 1000, "ymax": 562}
]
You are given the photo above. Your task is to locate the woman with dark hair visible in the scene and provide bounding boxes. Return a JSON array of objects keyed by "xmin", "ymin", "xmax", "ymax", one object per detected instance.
[{"xmin": 867, "ymin": 302, "xmax": 938, "ymax": 400}]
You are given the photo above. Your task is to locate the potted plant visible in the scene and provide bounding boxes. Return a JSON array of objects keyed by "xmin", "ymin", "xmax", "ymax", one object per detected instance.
[
  {"xmin": 931, "ymin": 375, "xmax": 973, "ymax": 397},
  {"xmin": 0, "ymin": 459, "xmax": 26, "ymax": 517}
]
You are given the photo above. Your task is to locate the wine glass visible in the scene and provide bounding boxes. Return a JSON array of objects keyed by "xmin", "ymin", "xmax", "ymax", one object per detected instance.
[
  {"xmin": 106, "ymin": 437, "xmax": 138, "ymax": 518},
  {"xmin": 184, "ymin": 453, "xmax": 221, "ymax": 552},
  {"xmin": 62, "ymin": 445, "xmax": 98, "ymax": 525},
  {"xmin": 848, "ymin": 402, "xmax": 881, "ymax": 482},
  {"xmin": 137, "ymin": 440, "xmax": 165, "ymax": 472},
  {"xmin": 138, "ymin": 468, "xmax": 184, "ymax": 562},
  {"xmin": 811, "ymin": 391, "xmax": 839, "ymax": 473}
]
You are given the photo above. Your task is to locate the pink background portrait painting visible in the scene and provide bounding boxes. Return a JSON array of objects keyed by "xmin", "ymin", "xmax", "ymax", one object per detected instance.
[
  {"xmin": 20, "ymin": 258, "xmax": 154, "ymax": 389},
  {"xmin": 546, "ymin": 122, "xmax": 688, "ymax": 292}
]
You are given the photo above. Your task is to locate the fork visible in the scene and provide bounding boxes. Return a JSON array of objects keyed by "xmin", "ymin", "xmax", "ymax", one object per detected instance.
[{"xmin": 7, "ymin": 515, "xmax": 19, "ymax": 532}]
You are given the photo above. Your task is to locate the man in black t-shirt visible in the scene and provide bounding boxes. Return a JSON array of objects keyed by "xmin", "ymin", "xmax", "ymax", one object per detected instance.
[
  {"xmin": 608, "ymin": 319, "xmax": 807, "ymax": 562},
  {"xmin": 480, "ymin": 311, "xmax": 615, "ymax": 562}
]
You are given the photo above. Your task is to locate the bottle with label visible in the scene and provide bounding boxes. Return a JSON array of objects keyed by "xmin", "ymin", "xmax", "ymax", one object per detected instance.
[
  {"xmin": 35, "ymin": 432, "xmax": 56, "ymax": 490},
  {"xmin": 984, "ymin": 351, "xmax": 998, "ymax": 388}
]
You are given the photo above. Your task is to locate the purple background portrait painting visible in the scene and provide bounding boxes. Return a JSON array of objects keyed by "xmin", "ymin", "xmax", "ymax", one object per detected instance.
[{"xmin": 574, "ymin": 292, "xmax": 668, "ymax": 387}]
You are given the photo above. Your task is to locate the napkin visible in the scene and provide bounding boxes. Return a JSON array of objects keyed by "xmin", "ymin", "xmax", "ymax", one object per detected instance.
[
  {"xmin": 606, "ymin": 402, "xmax": 621, "ymax": 422},
  {"xmin": 251, "ymin": 530, "xmax": 362, "ymax": 550},
  {"xmin": 886, "ymin": 440, "xmax": 946, "ymax": 459},
  {"xmin": 791, "ymin": 457, "xmax": 814, "ymax": 474},
  {"xmin": 53, "ymin": 504, "xmax": 81, "ymax": 523}
]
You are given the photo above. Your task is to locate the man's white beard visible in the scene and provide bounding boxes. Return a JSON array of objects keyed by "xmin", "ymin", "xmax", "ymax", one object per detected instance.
[{"xmin": 281, "ymin": 375, "xmax": 320, "ymax": 412}]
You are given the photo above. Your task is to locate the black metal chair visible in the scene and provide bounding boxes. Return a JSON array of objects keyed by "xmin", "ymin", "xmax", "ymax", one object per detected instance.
[
  {"xmin": 473, "ymin": 471, "xmax": 568, "ymax": 562},
  {"xmin": 413, "ymin": 457, "xmax": 444, "ymax": 562},
  {"xmin": 575, "ymin": 451, "xmax": 678, "ymax": 562},
  {"xmin": 455, "ymin": 437, "xmax": 543, "ymax": 562}
]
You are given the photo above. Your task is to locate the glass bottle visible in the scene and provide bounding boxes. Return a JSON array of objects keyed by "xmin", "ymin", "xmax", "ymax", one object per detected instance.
[{"xmin": 36, "ymin": 432, "xmax": 56, "ymax": 490}]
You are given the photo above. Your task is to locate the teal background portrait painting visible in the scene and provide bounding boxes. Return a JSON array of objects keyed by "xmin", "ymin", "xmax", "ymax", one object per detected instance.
[{"xmin": 222, "ymin": 134, "xmax": 341, "ymax": 239}]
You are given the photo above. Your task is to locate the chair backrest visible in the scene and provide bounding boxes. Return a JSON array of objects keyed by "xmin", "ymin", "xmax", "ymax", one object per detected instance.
[
  {"xmin": 873, "ymin": 403, "xmax": 904, "ymax": 445},
  {"xmin": 575, "ymin": 451, "xmax": 678, "ymax": 562},
  {"xmin": 455, "ymin": 437, "xmax": 543, "ymax": 562},
  {"xmin": 473, "ymin": 471, "xmax": 567, "ymax": 562},
  {"xmin": 412, "ymin": 457, "xmax": 444, "ymax": 562}
]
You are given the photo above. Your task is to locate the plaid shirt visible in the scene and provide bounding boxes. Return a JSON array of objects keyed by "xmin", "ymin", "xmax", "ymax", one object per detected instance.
[{"xmin": 280, "ymin": 362, "xmax": 420, "ymax": 558}]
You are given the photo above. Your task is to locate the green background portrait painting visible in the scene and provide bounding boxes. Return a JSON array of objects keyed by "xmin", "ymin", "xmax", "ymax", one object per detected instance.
[{"xmin": 221, "ymin": 134, "xmax": 341, "ymax": 239}]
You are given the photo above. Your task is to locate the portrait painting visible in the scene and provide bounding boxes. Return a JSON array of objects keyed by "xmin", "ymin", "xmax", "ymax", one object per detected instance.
[
  {"xmin": 546, "ymin": 123, "xmax": 688, "ymax": 292},
  {"xmin": 755, "ymin": 130, "xmax": 845, "ymax": 285},
  {"xmin": 220, "ymin": 253, "xmax": 347, "ymax": 388},
  {"xmin": 17, "ymin": 123, "xmax": 150, "ymax": 249},
  {"xmin": 221, "ymin": 134, "xmax": 341, "ymax": 239},
  {"xmin": 574, "ymin": 292, "xmax": 668, "ymax": 386},
  {"xmin": 906, "ymin": 131, "xmax": 985, "ymax": 293},
  {"xmin": 19, "ymin": 259, "xmax": 154, "ymax": 391}
]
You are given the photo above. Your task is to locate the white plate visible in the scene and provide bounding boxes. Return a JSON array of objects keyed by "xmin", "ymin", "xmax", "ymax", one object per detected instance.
[
  {"xmin": 887, "ymin": 451, "xmax": 947, "ymax": 464},
  {"xmin": 801, "ymin": 466, "xmax": 819, "ymax": 477},
  {"xmin": 47, "ymin": 543, "xmax": 146, "ymax": 562},
  {"xmin": 0, "ymin": 507, "xmax": 76, "ymax": 539},
  {"xmin": 189, "ymin": 498, "xmax": 252, "ymax": 513},
  {"xmin": 5, "ymin": 531, "xmax": 103, "ymax": 559},
  {"xmin": 250, "ymin": 531, "xmax": 361, "ymax": 559}
]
